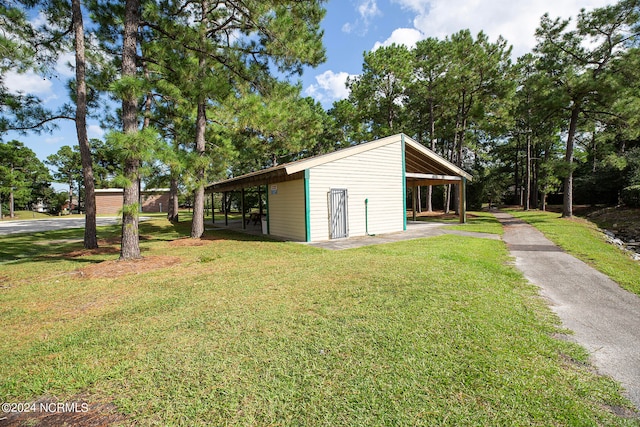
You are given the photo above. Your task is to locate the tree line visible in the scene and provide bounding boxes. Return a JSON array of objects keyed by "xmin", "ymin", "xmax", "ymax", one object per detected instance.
[
  {"xmin": 2, "ymin": 0, "xmax": 328, "ymax": 259},
  {"xmin": 335, "ymin": 0, "xmax": 640, "ymax": 217},
  {"xmin": 2, "ymin": 0, "xmax": 640, "ymax": 259},
  {"xmin": 0, "ymin": 138, "xmax": 120, "ymax": 217}
]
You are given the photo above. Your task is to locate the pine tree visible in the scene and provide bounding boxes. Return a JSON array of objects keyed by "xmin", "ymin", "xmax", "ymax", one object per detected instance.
[
  {"xmin": 144, "ymin": 0, "xmax": 327, "ymax": 238},
  {"xmin": 534, "ymin": 0, "xmax": 640, "ymax": 217}
]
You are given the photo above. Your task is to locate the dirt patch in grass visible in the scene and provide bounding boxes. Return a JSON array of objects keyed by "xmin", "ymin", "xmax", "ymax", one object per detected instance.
[
  {"xmin": 168, "ymin": 235, "xmax": 226, "ymax": 247},
  {"xmin": 76, "ymin": 255, "xmax": 182, "ymax": 279},
  {"xmin": 36, "ymin": 238, "xmax": 122, "ymax": 258},
  {"xmin": 0, "ymin": 396, "xmax": 126, "ymax": 426},
  {"xmin": 65, "ymin": 246, "xmax": 120, "ymax": 258},
  {"xmin": 98, "ymin": 237, "xmax": 122, "ymax": 245}
]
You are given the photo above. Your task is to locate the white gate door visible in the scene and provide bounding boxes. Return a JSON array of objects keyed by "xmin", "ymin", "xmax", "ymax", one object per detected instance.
[{"xmin": 329, "ymin": 189, "xmax": 348, "ymax": 239}]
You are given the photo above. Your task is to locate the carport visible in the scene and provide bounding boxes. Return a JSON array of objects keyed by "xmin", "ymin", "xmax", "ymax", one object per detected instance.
[
  {"xmin": 403, "ymin": 140, "xmax": 472, "ymax": 224},
  {"xmin": 205, "ymin": 134, "xmax": 472, "ymax": 242}
]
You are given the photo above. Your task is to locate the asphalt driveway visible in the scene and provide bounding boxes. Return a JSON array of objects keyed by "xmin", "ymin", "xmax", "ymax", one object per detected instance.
[
  {"xmin": 495, "ymin": 211, "xmax": 640, "ymax": 410},
  {"xmin": 0, "ymin": 216, "xmax": 148, "ymax": 235}
]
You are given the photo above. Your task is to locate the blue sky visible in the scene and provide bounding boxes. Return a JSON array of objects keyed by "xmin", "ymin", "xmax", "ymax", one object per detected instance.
[{"xmin": 5, "ymin": 0, "xmax": 614, "ymax": 165}]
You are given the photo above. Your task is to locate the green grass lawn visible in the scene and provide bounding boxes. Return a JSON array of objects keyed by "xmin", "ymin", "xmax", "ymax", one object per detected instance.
[
  {"xmin": 411, "ymin": 210, "xmax": 504, "ymax": 236},
  {"xmin": 444, "ymin": 211, "xmax": 504, "ymax": 236},
  {"xmin": 508, "ymin": 209, "xmax": 640, "ymax": 296},
  {"xmin": 0, "ymin": 210, "xmax": 122, "ymax": 221},
  {"xmin": 0, "ymin": 218, "xmax": 637, "ymax": 425},
  {"xmin": 0, "ymin": 210, "xmax": 52, "ymax": 220}
]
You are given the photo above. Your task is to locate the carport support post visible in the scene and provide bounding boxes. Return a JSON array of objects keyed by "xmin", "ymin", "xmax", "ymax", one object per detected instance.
[
  {"xmin": 459, "ymin": 177, "xmax": 467, "ymax": 224},
  {"xmin": 211, "ymin": 193, "xmax": 215, "ymax": 224}
]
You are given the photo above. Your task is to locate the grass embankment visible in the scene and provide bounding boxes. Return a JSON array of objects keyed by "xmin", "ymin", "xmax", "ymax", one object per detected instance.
[
  {"xmin": 0, "ymin": 216, "xmax": 637, "ymax": 425},
  {"xmin": 509, "ymin": 210, "xmax": 640, "ymax": 296}
]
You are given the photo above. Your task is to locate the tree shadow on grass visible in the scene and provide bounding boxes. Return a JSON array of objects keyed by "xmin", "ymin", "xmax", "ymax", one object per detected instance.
[
  {"xmin": 0, "ymin": 219, "xmax": 277, "ymax": 266},
  {"xmin": 2, "ymin": 225, "xmax": 121, "ymax": 266}
]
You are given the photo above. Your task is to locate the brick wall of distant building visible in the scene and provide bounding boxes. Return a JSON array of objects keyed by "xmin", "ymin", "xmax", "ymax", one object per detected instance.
[
  {"xmin": 95, "ymin": 189, "xmax": 171, "ymax": 215},
  {"xmin": 96, "ymin": 190, "xmax": 123, "ymax": 215},
  {"xmin": 142, "ymin": 192, "xmax": 171, "ymax": 213}
]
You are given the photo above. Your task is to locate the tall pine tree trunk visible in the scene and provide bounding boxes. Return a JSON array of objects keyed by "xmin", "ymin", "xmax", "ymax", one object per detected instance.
[
  {"xmin": 524, "ymin": 130, "xmax": 531, "ymax": 211},
  {"xmin": 532, "ymin": 160, "xmax": 539, "ymax": 209},
  {"xmin": 450, "ymin": 92, "xmax": 466, "ymax": 215},
  {"xmin": 191, "ymin": 99, "xmax": 206, "ymax": 238},
  {"xmin": 167, "ymin": 172, "xmax": 179, "ymax": 222},
  {"xmin": 120, "ymin": 0, "xmax": 141, "ymax": 260},
  {"xmin": 444, "ymin": 140, "xmax": 456, "ymax": 214},
  {"xmin": 68, "ymin": 180, "xmax": 73, "ymax": 212},
  {"xmin": 444, "ymin": 185, "xmax": 451, "ymax": 214},
  {"xmin": 72, "ymin": 0, "xmax": 97, "ymax": 249},
  {"xmin": 9, "ymin": 184, "xmax": 14, "ymax": 218},
  {"xmin": 190, "ymin": 0, "xmax": 209, "ymax": 238},
  {"xmin": 427, "ymin": 97, "xmax": 436, "ymax": 212},
  {"xmin": 514, "ymin": 137, "xmax": 520, "ymax": 203},
  {"xmin": 562, "ymin": 104, "xmax": 580, "ymax": 218}
]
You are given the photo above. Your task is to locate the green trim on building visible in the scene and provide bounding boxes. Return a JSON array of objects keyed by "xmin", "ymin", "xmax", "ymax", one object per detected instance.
[
  {"xmin": 401, "ymin": 134, "xmax": 407, "ymax": 231},
  {"xmin": 265, "ymin": 185, "xmax": 270, "ymax": 235},
  {"xmin": 304, "ymin": 169, "xmax": 311, "ymax": 242}
]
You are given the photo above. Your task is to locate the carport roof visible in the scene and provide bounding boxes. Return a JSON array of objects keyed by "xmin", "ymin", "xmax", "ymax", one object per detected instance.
[{"xmin": 205, "ymin": 133, "xmax": 472, "ymax": 193}]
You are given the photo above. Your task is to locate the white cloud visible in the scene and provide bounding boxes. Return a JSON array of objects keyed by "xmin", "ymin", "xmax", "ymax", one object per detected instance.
[
  {"xmin": 29, "ymin": 11, "xmax": 75, "ymax": 77},
  {"xmin": 4, "ymin": 71, "xmax": 55, "ymax": 98},
  {"xmin": 88, "ymin": 125, "xmax": 105, "ymax": 138},
  {"xmin": 55, "ymin": 51, "xmax": 76, "ymax": 79},
  {"xmin": 358, "ymin": 0, "xmax": 382, "ymax": 19},
  {"xmin": 386, "ymin": 0, "xmax": 614, "ymax": 57},
  {"xmin": 390, "ymin": 0, "xmax": 428, "ymax": 14},
  {"xmin": 44, "ymin": 136, "xmax": 65, "ymax": 145},
  {"xmin": 372, "ymin": 28, "xmax": 424, "ymax": 50},
  {"xmin": 29, "ymin": 11, "xmax": 48, "ymax": 29},
  {"xmin": 305, "ymin": 70, "xmax": 356, "ymax": 104},
  {"xmin": 342, "ymin": 22, "xmax": 354, "ymax": 34},
  {"xmin": 342, "ymin": 0, "xmax": 383, "ymax": 35}
]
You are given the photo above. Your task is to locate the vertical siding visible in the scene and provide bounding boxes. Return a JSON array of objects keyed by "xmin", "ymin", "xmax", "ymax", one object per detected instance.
[
  {"xmin": 308, "ymin": 141, "xmax": 404, "ymax": 241},
  {"xmin": 267, "ymin": 179, "xmax": 306, "ymax": 241}
]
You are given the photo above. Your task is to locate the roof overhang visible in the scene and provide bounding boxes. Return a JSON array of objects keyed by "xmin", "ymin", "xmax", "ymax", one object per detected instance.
[
  {"xmin": 206, "ymin": 167, "xmax": 304, "ymax": 193},
  {"xmin": 406, "ymin": 173, "xmax": 463, "ymax": 186},
  {"xmin": 403, "ymin": 138, "xmax": 473, "ymax": 181},
  {"xmin": 206, "ymin": 133, "xmax": 472, "ymax": 193}
]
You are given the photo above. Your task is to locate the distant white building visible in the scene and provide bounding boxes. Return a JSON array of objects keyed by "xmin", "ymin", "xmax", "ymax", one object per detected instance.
[{"xmin": 33, "ymin": 199, "xmax": 48, "ymax": 213}]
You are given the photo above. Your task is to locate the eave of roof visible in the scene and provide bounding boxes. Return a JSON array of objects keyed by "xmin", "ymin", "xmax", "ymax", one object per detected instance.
[
  {"xmin": 403, "ymin": 138, "xmax": 473, "ymax": 181},
  {"xmin": 205, "ymin": 133, "xmax": 472, "ymax": 193}
]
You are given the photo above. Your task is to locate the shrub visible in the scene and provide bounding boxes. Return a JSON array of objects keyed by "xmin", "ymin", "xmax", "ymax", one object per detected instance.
[{"xmin": 621, "ymin": 185, "xmax": 640, "ymax": 207}]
